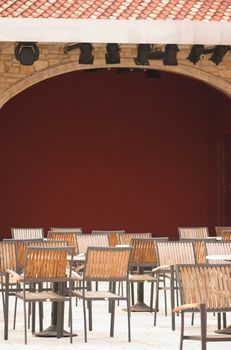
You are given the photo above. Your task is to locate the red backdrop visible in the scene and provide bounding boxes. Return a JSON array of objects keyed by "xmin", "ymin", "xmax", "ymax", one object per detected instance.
[{"xmin": 0, "ymin": 69, "xmax": 231, "ymax": 239}]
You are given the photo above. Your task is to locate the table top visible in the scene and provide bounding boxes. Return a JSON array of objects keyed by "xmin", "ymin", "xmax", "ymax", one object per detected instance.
[{"xmin": 67, "ymin": 253, "xmax": 85, "ymax": 262}]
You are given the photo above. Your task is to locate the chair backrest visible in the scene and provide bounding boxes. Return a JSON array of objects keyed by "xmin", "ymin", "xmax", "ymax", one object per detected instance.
[
  {"xmin": 92, "ymin": 230, "xmax": 126, "ymax": 246},
  {"xmin": 178, "ymin": 227, "xmax": 209, "ymax": 239},
  {"xmin": 24, "ymin": 246, "xmax": 72, "ymax": 281},
  {"xmin": 76, "ymin": 233, "xmax": 109, "ymax": 255},
  {"xmin": 215, "ymin": 226, "xmax": 231, "ymax": 237},
  {"xmin": 118, "ymin": 232, "xmax": 152, "ymax": 245},
  {"xmin": 205, "ymin": 241, "xmax": 231, "ymax": 264},
  {"xmin": 0, "ymin": 241, "xmax": 17, "ymax": 273},
  {"xmin": 11, "ymin": 227, "xmax": 44, "ymax": 240},
  {"xmin": 84, "ymin": 247, "xmax": 132, "ymax": 281},
  {"xmin": 176, "ymin": 264, "xmax": 231, "ymax": 312},
  {"xmin": 50, "ymin": 227, "xmax": 82, "ymax": 233},
  {"xmin": 221, "ymin": 230, "xmax": 231, "ymax": 241},
  {"xmin": 28, "ymin": 240, "xmax": 68, "ymax": 247},
  {"xmin": 156, "ymin": 241, "xmax": 196, "ymax": 267},
  {"xmin": 130, "ymin": 237, "xmax": 169, "ymax": 267},
  {"xmin": 3, "ymin": 238, "xmax": 43, "ymax": 273},
  {"xmin": 180, "ymin": 238, "xmax": 217, "ymax": 264},
  {"xmin": 47, "ymin": 231, "xmax": 78, "ymax": 254}
]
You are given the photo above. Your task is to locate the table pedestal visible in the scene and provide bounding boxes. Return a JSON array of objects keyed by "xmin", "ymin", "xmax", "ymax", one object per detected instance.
[
  {"xmin": 35, "ymin": 282, "xmax": 77, "ymax": 338},
  {"xmin": 130, "ymin": 267, "xmax": 152, "ymax": 312}
]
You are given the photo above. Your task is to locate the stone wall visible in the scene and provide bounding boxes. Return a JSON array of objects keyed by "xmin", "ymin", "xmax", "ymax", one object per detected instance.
[{"xmin": 0, "ymin": 42, "xmax": 231, "ymax": 107}]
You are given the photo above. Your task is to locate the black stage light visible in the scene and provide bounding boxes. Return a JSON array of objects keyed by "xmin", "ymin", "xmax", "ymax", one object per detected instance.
[
  {"xmin": 187, "ymin": 45, "xmax": 204, "ymax": 64},
  {"xmin": 134, "ymin": 44, "xmax": 150, "ymax": 65},
  {"xmin": 146, "ymin": 69, "xmax": 161, "ymax": 79},
  {"xmin": 163, "ymin": 44, "xmax": 178, "ymax": 66},
  {"xmin": 79, "ymin": 43, "xmax": 94, "ymax": 64},
  {"xmin": 210, "ymin": 45, "xmax": 230, "ymax": 65},
  {"xmin": 15, "ymin": 42, "xmax": 39, "ymax": 66},
  {"xmin": 105, "ymin": 44, "xmax": 120, "ymax": 64}
]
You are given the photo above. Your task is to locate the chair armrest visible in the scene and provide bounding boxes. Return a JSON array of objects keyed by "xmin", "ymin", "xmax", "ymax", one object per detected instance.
[
  {"xmin": 173, "ymin": 303, "xmax": 200, "ymax": 313},
  {"xmin": 152, "ymin": 265, "xmax": 171, "ymax": 273},
  {"xmin": 6, "ymin": 269, "xmax": 23, "ymax": 282}
]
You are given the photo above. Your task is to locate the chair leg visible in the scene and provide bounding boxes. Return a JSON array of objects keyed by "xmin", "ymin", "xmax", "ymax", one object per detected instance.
[
  {"xmin": 13, "ymin": 296, "xmax": 17, "ymax": 329},
  {"xmin": 131, "ymin": 282, "xmax": 135, "ymax": 305},
  {"xmin": 150, "ymin": 282, "xmax": 154, "ymax": 312},
  {"xmin": 69, "ymin": 297, "xmax": 73, "ymax": 344},
  {"xmin": 110, "ymin": 300, "xmax": 115, "ymax": 337},
  {"xmin": 4, "ymin": 273, "xmax": 9, "ymax": 341},
  {"xmin": 126, "ymin": 281, "xmax": 131, "ymax": 342},
  {"xmin": 170, "ymin": 267, "xmax": 175, "ymax": 331},
  {"xmin": 179, "ymin": 312, "xmax": 184, "ymax": 350},
  {"xmin": 217, "ymin": 313, "xmax": 221, "ymax": 329},
  {"xmin": 23, "ymin": 301, "xmax": 27, "ymax": 344},
  {"xmin": 83, "ymin": 299, "xmax": 87, "ymax": 343},
  {"xmin": 191, "ymin": 312, "xmax": 194, "ymax": 326},
  {"xmin": 88, "ymin": 301, "xmax": 92, "ymax": 331},
  {"xmin": 154, "ymin": 274, "xmax": 160, "ymax": 326},
  {"xmin": 200, "ymin": 304, "xmax": 207, "ymax": 350},
  {"xmin": 38, "ymin": 283, "xmax": 43, "ymax": 332},
  {"xmin": 223, "ymin": 312, "xmax": 227, "ymax": 328},
  {"xmin": 163, "ymin": 273, "xmax": 168, "ymax": 316}
]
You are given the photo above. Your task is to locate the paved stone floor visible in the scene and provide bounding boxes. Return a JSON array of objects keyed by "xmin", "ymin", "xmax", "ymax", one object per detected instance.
[{"xmin": 1, "ymin": 283, "xmax": 231, "ymax": 349}]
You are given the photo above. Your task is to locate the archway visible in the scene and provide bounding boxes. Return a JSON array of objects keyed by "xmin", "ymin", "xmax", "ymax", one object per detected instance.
[{"xmin": 0, "ymin": 68, "xmax": 231, "ymax": 238}]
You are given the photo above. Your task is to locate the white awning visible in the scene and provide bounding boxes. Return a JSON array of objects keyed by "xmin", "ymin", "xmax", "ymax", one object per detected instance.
[{"xmin": 0, "ymin": 17, "xmax": 231, "ymax": 45}]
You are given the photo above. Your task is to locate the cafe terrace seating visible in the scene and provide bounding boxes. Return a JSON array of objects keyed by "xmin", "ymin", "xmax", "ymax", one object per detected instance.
[
  {"xmin": 178, "ymin": 227, "xmax": 209, "ymax": 239},
  {"xmin": 50, "ymin": 227, "xmax": 82, "ymax": 233},
  {"xmin": 72, "ymin": 246, "xmax": 132, "ymax": 342},
  {"xmin": 15, "ymin": 246, "xmax": 74, "ymax": 344},
  {"xmin": 154, "ymin": 241, "xmax": 196, "ymax": 330},
  {"xmin": 215, "ymin": 226, "xmax": 231, "ymax": 237},
  {"xmin": 11, "ymin": 228, "xmax": 44, "ymax": 240},
  {"xmin": 174, "ymin": 264, "xmax": 231, "ymax": 350}
]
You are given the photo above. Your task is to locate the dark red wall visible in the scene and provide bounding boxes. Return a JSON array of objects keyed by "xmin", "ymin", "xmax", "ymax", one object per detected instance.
[{"xmin": 0, "ymin": 69, "xmax": 230, "ymax": 239}]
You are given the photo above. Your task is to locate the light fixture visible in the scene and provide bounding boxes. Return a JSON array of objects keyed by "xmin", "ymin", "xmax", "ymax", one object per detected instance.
[
  {"xmin": 146, "ymin": 69, "xmax": 161, "ymax": 79},
  {"xmin": 187, "ymin": 45, "xmax": 204, "ymax": 64},
  {"xmin": 210, "ymin": 45, "xmax": 230, "ymax": 65},
  {"xmin": 15, "ymin": 42, "xmax": 39, "ymax": 66},
  {"xmin": 79, "ymin": 43, "xmax": 94, "ymax": 64},
  {"xmin": 134, "ymin": 44, "xmax": 150, "ymax": 65},
  {"xmin": 163, "ymin": 44, "xmax": 178, "ymax": 66},
  {"xmin": 105, "ymin": 44, "xmax": 120, "ymax": 64}
]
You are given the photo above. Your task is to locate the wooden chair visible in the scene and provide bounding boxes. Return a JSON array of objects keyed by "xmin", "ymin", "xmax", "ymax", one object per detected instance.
[
  {"xmin": 50, "ymin": 227, "xmax": 82, "ymax": 233},
  {"xmin": 11, "ymin": 228, "xmax": 44, "ymax": 240},
  {"xmin": 129, "ymin": 238, "xmax": 166, "ymax": 311},
  {"xmin": 47, "ymin": 231, "xmax": 78, "ymax": 255},
  {"xmin": 180, "ymin": 238, "xmax": 217, "ymax": 264},
  {"xmin": 178, "ymin": 227, "xmax": 209, "ymax": 239},
  {"xmin": 15, "ymin": 246, "xmax": 74, "ymax": 344},
  {"xmin": 221, "ymin": 230, "xmax": 231, "ymax": 240},
  {"xmin": 72, "ymin": 246, "xmax": 132, "ymax": 342},
  {"xmin": 0, "ymin": 241, "xmax": 21, "ymax": 332},
  {"xmin": 4, "ymin": 238, "xmax": 43, "ymax": 273},
  {"xmin": 154, "ymin": 241, "xmax": 196, "ymax": 330},
  {"xmin": 118, "ymin": 232, "xmax": 152, "ymax": 245},
  {"xmin": 205, "ymin": 240, "xmax": 231, "ymax": 264},
  {"xmin": 215, "ymin": 226, "xmax": 231, "ymax": 237},
  {"xmin": 175, "ymin": 264, "xmax": 231, "ymax": 350},
  {"xmin": 76, "ymin": 233, "xmax": 109, "ymax": 255},
  {"xmin": 92, "ymin": 230, "xmax": 125, "ymax": 246}
]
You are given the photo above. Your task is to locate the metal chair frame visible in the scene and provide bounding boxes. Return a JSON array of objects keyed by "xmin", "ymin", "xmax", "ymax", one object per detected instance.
[
  {"xmin": 175, "ymin": 263, "xmax": 231, "ymax": 350},
  {"xmin": 73, "ymin": 246, "xmax": 132, "ymax": 342}
]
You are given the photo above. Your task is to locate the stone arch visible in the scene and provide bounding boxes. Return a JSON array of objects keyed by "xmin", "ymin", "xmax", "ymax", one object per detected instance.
[{"xmin": 1, "ymin": 58, "xmax": 231, "ymax": 108}]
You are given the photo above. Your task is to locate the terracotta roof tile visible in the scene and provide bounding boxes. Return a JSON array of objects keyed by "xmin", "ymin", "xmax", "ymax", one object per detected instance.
[{"xmin": 0, "ymin": 0, "xmax": 231, "ymax": 22}]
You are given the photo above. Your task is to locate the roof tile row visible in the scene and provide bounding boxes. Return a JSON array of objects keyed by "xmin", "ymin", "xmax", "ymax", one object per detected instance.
[{"xmin": 0, "ymin": 0, "xmax": 231, "ymax": 22}]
